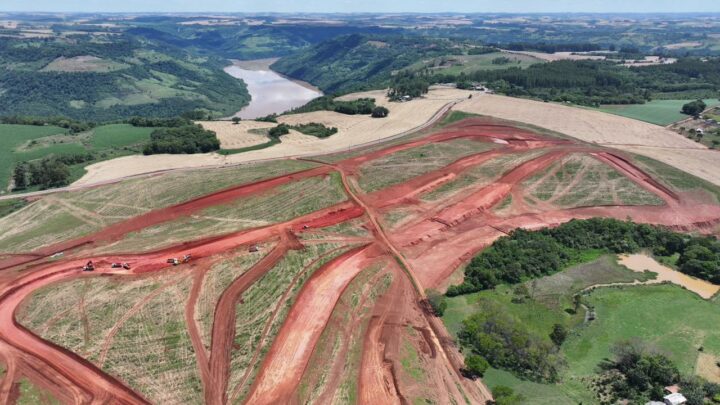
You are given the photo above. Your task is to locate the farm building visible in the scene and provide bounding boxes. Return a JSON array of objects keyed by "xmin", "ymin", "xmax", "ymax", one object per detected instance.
[{"xmin": 664, "ymin": 393, "xmax": 687, "ymax": 405}]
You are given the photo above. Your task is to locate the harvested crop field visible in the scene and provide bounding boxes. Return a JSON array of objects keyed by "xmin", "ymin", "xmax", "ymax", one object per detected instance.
[
  {"xmin": 2, "ymin": 115, "xmax": 720, "ymax": 404},
  {"xmin": 455, "ymin": 93, "xmax": 720, "ymax": 187},
  {"xmin": 74, "ymin": 87, "xmax": 471, "ymax": 186}
]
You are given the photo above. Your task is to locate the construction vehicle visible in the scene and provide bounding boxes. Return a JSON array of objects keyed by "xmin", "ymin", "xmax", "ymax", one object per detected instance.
[
  {"xmin": 167, "ymin": 258, "xmax": 180, "ymax": 266},
  {"xmin": 111, "ymin": 263, "xmax": 131, "ymax": 270},
  {"xmin": 182, "ymin": 254, "xmax": 192, "ymax": 263},
  {"xmin": 122, "ymin": 263, "xmax": 131, "ymax": 270},
  {"xmin": 82, "ymin": 261, "xmax": 95, "ymax": 272}
]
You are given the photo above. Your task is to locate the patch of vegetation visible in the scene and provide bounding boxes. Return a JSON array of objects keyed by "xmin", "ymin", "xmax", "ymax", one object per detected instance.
[
  {"xmin": 459, "ymin": 298, "xmax": 564, "ymax": 382},
  {"xmin": 0, "ymin": 199, "xmax": 27, "ymax": 219},
  {"xmin": 142, "ymin": 124, "xmax": 219, "ymax": 154},
  {"xmin": 290, "ymin": 122, "xmax": 338, "ymax": 138},
  {"xmin": 596, "ymin": 99, "xmax": 720, "ymax": 126},
  {"xmin": 449, "ymin": 218, "xmax": 719, "ymax": 295},
  {"xmin": 288, "ymin": 96, "xmax": 376, "ymax": 115},
  {"xmin": 268, "ymin": 122, "xmax": 337, "ymax": 139},
  {"xmin": 682, "ymin": 99, "xmax": 708, "ymax": 116},
  {"xmin": 598, "ymin": 340, "xmax": 680, "ymax": 403},
  {"xmin": 438, "ymin": 111, "xmax": 480, "ymax": 127}
]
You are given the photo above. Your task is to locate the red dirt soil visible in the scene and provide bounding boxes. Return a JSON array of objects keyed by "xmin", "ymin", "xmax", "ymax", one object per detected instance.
[{"xmin": 1, "ymin": 116, "xmax": 719, "ymax": 404}]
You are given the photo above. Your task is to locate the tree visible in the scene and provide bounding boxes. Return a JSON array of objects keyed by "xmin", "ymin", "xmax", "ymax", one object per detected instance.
[
  {"xmin": 489, "ymin": 385, "xmax": 524, "ymax": 405},
  {"xmin": 371, "ymin": 106, "xmax": 389, "ymax": 118},
  {"xmin": 549, "ymin": 324, "xmax": 568, "ymax": 346},
  {"xmin": 426, "ymin": 289, "xmax": 447, "ymax": 316},
  {"xmin": 12, "ymin": 163, "xmax": 28, "ymax": 190},
  {"xmin": 682, "ymin": 100, "xmax": 707, "ymax": 116},
  {"xmin": 464, "ymin": 354, "xmax": 489, "ymax": 378},
  {"xmin": 232, "ymin": 117, "xmax": 241, "ymax": 125},
  {"xmin": 28, "ymin": 157, "xmax": 70, "ymax": 189}
]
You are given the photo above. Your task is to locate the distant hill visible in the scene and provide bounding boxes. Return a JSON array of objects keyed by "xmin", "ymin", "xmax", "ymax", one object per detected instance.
[
  {"xmin": 0, "ymin": 34, "xmax": 250, "ymax": 121},
  {"xmin": 271, "ymin": 34, "xmax": 464, "ymax": 94}
]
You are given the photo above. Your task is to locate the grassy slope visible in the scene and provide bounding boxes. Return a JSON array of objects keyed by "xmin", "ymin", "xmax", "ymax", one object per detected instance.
[
  {"xmin": 596, "ymin": 99, "xmax": 720, "ymax": 126},
  {"xmin": 0, "ymin": 123, "xmax": 157, "ymax": 194},
  {"xmin": 442, "ymin": 255, "xmax": 714, "ymax": 404},
  {"xmin": 0, "ymin": 124, "xmax": 69, "ymax": 191}
]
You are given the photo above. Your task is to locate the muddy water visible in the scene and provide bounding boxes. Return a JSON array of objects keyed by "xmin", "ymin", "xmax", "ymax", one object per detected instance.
[
  {"xmin": 225, "ymin": 58, "xmax": 322, "ymax": 119},
  {"xmin": 618, "ymin": 253, "xmax": 720, "ymax": 299}
]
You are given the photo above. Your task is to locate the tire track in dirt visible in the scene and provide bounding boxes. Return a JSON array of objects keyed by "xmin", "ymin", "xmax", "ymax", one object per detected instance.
[
  {"xmin": 244, "ymin": 244, "xmax": 380, "ymax": 405},
  {"xmin": 227, "ymin": 243, "xmax": 355, "ymax": 403},
  {"xmin": 206, "ymin": 230, "xmax": 301, "ymax": 405}
]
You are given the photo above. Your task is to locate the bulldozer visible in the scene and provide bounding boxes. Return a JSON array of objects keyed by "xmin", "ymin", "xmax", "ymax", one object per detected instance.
[{"xmin": 82, "ymin": 261, "xmax": 95, "ymax": 272}]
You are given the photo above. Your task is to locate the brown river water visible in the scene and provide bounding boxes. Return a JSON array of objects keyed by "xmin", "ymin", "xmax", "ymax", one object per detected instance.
[
  {"xmin": 618, "ymin": 253, "xmax": 720, "ymax": 299},
  {"xmin": 225, "ymin": 58, "xmax": 322, "ymax": 119}
]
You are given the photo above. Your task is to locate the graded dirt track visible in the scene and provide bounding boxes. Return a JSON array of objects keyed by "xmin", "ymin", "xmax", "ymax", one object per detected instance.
[{"xmin": 1, "ymin": 116, "xmax": 719, "ymax": 404}]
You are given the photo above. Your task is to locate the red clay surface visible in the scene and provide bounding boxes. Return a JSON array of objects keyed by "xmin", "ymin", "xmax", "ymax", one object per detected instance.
[{"xmin": 1, "ymin": 116, "xmax": 719, "ymax": 404}]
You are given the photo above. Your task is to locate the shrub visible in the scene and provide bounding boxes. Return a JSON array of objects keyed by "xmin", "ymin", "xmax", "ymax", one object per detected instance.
[
  {"xmin": 371, "ymin": 106, "xmax": 390, "ymax": 118},
  {"xmin": 426, "ymin": 289, "xmax": 447, "ymax": 316},
  {"xmin": 464, "ymin": 354, "xmax": 489, "ymax": 378}
]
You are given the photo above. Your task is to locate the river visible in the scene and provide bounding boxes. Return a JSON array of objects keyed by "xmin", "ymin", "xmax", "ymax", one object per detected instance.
[{"xmin": 225, "ymin": 58, "xmax": 322, "ymax": 119}]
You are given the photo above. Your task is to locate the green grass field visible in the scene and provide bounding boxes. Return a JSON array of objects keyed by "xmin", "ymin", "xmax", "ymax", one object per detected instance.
[
  {"xmin": 596, "ymin": 99, "xmax": 720, "ymax": 126},
  {"xmin": 443, "ymin": 254, "xmax": 720, "ymax": 404},
  {"xmin": 0, "ymin": 123, "xmax": 158, "ymax": 194},
  {"xmin": 0, "ymin": 124, "xmax": 69, "ymax": 191},
  {"xmin": 90, "ymin": 124, "xmax": 154, "ymax": 149}
]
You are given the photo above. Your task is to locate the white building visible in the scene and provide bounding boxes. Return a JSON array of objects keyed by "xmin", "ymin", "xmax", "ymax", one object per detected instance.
[{"xmin": 664, "ymin": 393, "xmax": 687, "ymax": 405}]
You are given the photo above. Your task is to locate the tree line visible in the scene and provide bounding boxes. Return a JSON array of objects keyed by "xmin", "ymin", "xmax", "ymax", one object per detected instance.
[{"xmin": 448, "ymin": 218, "xmax": 720, "ymax": 296}]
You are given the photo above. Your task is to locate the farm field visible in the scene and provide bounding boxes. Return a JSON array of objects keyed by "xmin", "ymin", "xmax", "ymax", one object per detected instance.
[
  {"xmin": 596, "ymin": 99, "xmax": 720, "ymax": 126},
  {"xmin": 0, "ymin": 123, "xmax": 156, "ymax": 195},
  {"xmin": 1, "ymin": 115, "xmax": 720, "ymax": 404},
  {"xmin": 455, "ymin": 93, "xmax": 720, "ymax": 187},
  {"xmin": 409, "ymin": 51, "xmax": 543, "ymax": 75},
  {"xmin": 75, "ymin": 86, "xmax": 471, "ymax": 186}
]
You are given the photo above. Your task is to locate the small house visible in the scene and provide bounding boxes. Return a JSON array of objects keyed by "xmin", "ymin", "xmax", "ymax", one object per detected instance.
[{"xmin": 663, "ymin": 393, "xmax": 687, "ymax": 405}]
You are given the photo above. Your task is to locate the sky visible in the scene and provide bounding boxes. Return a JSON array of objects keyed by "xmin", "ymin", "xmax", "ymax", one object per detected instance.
[{"xmin": 2, "ymin": 0, "xmax": 720, "ymax": 14}]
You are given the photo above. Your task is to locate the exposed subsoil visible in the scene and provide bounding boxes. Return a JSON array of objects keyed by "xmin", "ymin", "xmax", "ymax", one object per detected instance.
[{"xmin": 1, "ymin": 116, "xmax": 718, "ymax": 404}]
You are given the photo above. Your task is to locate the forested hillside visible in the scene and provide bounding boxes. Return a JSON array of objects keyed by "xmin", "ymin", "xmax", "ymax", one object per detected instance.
[
  {"xmin": 0, "ymin": 34, "xmax": 250, "ymax": 121},
  {"xmin": 271, "ymin": 34, "xmax": 466, "ymax": 93}
]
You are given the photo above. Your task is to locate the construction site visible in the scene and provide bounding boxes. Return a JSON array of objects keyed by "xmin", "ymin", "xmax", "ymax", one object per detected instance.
[{"xmin": 1, "ymin": 115, "xmax": 719, "ymax": 404}]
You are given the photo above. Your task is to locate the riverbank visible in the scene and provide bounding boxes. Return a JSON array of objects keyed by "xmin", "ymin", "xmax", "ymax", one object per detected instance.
[{"xmin": 225, "ymin": 59, "xmax": 322, "ymax": 119}]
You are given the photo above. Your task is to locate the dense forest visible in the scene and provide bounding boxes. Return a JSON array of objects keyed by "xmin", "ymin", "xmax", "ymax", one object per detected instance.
[{"xmin": 448, "ymin": 218, "xmax": 720, "ymax": 296}]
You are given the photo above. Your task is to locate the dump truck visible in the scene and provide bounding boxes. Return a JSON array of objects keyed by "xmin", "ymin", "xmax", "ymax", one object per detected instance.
[
  {"xmin": 111, "ymin": 263, "xmax": 131, "ymax": 270},
  {"xmin": 82, "ymin": 261, "xmax": 95, "ymax": 272},
  {"xmin": 167, "ymin": 258, "xmax": 180, "ymax": 266}
]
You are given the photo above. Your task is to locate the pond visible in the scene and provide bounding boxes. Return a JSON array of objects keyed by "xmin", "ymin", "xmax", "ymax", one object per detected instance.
[{"xmin": 225, "ymin": 59, "xmax": 322, "ymax": 119}]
